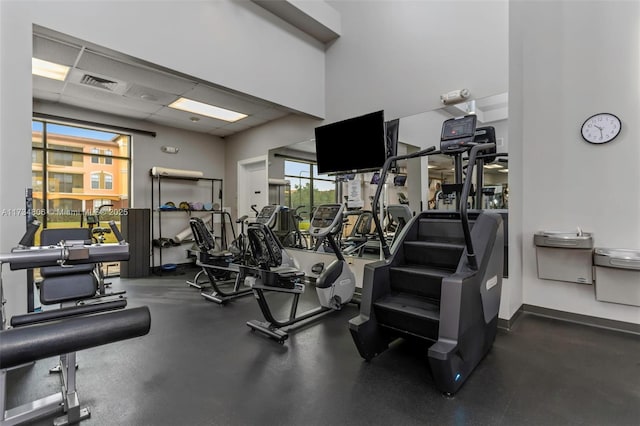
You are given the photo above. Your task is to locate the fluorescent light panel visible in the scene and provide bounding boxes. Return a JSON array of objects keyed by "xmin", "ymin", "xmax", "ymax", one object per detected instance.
[
  {"xmin": 498, "ymin": 168, "xmax": 509, "ymax": 173},
  {"xmin": 169, "ymin": 97, "xmax": 247, "ymax": 122},
  {"xmin": 32, "ymin": 58, "xmax": 70, "ymax": 81},
  {"xmin": 483, "ymin": 163, "xmax": 503, "ymax": 169}
]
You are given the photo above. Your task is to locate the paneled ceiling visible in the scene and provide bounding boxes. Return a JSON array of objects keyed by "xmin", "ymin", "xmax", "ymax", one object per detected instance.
[{"xmin": 32, "ymin": 28, "xmax": 294, "ymax": 137}]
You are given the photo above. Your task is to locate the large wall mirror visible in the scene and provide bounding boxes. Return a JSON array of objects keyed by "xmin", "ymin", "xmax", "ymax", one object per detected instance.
[{"xmin": 269, "ymin": 93, "xmax": 509, "ymax": 262}]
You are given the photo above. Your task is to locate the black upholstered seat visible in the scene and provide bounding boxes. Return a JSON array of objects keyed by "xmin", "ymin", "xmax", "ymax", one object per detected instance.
[{"xmin": 39, "ymin": 228, "xmax": 97, "ymax": 304}]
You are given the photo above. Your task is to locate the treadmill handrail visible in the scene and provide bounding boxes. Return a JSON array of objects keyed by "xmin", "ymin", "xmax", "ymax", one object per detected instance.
[
  {"xmin": 371, "ymin": 146, "xmax": 437, "ymax": 259},
  {"xmin": 460, "ymin": 142, "xmax": 496, "ymax": 270}
]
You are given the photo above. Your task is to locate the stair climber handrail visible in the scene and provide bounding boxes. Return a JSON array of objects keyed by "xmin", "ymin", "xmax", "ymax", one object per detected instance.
[
  {"xmin": 459, "ymin": 142, "xmax": 497, "ymax": 271},
  {"xmin": 372, "ymin": 146, "xmax": 437, "ymax": 259}
]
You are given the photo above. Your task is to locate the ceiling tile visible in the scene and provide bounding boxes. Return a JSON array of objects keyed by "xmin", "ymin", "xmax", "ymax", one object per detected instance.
[
  {"xmin": 32, "ymin": 31, "xmax": 301, "ymax": 138},
  {"xmin": 124, "ymin": 84, "xmax": 180, "ymax": 106},
  {"xmin": 33, "ymin": 75, "xmax": 66, "ymax": 94},
  {"xmin": 63, "ymin": 84, "xmax": 164, "ymax": 114},
  {"xmin": 33, "ymin": 88, "xmax": 61, "ymax": 103},
  {"xmin": 60, "ymin": 95, "xmax": 153, "ymax": 120},
  {"xmin": 76, "ymin": 50, "xmax": 197, "ymax": 95},
  {"xmin": 33, "ymin": 35, "xmax": 82, "ymax": 66}
]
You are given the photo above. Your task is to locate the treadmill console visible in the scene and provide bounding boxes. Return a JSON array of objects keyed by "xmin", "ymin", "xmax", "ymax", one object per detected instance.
[
  {"xmin": 308, "ymin": 204, "xmax": 344, "ymax": 238},
  {"xmin": 440, "ymin": 114, "xmax": 477, "ymax": 154}
]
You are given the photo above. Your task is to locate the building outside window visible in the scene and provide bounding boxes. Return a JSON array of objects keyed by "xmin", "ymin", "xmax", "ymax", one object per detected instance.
[{"xmin": 31, "ymin": 120, "xmax": 131, "ymax": 236}]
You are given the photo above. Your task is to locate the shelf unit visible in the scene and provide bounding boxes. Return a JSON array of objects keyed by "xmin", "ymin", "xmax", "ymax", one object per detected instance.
[{"xmin": 150, "ymin": 171, "xmax": 224, "ymax": 271}]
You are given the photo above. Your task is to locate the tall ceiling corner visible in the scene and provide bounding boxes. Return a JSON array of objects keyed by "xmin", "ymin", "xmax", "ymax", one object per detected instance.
[{"xmin": 252, "ymin": 0, "xmax": 341, "ymax": 44}]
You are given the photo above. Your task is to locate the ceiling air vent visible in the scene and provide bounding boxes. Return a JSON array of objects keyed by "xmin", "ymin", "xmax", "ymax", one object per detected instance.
[
  {"xmin": 67, "ymin": 68, "xmax": 129, "ymax": 95},
  {"xmin": 80, "ymin": 74, "xmax": 119, "ymax": 91}
]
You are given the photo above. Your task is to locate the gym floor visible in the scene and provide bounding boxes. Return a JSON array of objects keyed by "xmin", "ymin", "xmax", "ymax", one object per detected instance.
[{"xmin": 6, "ymin": 267, "xmax": 640, "ymax": 426}]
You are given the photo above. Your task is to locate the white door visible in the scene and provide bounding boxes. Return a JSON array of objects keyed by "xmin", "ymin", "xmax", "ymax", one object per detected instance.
[{"xmin": 238, "ymin": 155, "xmax": 268, "ymax": 222}]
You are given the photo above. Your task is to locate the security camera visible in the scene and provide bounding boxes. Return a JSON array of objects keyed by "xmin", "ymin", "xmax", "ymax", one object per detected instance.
[{"xmin": 440, "ymin": 89, "xmax": 470, "ymax": 105}]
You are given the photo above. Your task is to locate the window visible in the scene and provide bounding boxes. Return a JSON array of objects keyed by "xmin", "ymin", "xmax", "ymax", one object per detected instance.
[
  {"xmin": 32, "ymin": 171, "xmax": 43, "ymax": 192},
  {"xmin": 31, "ymin": 120, "xmax": 130, "ymax": 231},
  {"xmin": 47, "ymin": 144, "xmax": 83, "ymax": 167},
  {"xmin": 90, "ymin": 172, "xmax": 113, "ymax": 190},
  {"xmin": 284, "ymin": 159, "xmax": 336, "ymax": 220},
  {"xmin": 91, "ymin": 173, "xmax": 100, "ymax": 189},
  {"xmin": 48, "ymin": 172, "xmax": 83, "ymax": 193}
]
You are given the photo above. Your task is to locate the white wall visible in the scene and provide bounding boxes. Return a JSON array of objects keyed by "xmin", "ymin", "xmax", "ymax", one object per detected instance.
[
  {"xmin": 325, "ymin": 0, "xmax": 509, "ymax": 122},
  {"xmin": 510, "ymin": 0, "xmax": 640, "ymax": 323}
]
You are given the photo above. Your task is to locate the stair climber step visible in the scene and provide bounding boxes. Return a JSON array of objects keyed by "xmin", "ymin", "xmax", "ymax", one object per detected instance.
[
  {"xmin": 403, "ymin": 240, "xmax": 465, "ymax": 270},
  {"xmin": 389, "ymin": 264, "xmax": 452, "ymax": 300},
  {"xmin": 374, "ymin": 292, "xmax": 441, "ymax": 341},
  {"xmin": 417, "ymin": 218, "xmax": 473, "ymax": 243}
]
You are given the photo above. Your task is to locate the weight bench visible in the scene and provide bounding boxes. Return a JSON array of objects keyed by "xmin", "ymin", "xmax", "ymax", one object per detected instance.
[
  {"xmin": 0, "ymin": 220, "xmax": 145, "ymax": 425},
  {"xmin": 1, "ymin": 305, "xmax": 151, "ymax": 425}
]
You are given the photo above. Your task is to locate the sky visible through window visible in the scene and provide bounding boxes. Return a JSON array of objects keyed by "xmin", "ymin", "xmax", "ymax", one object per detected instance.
[{"xmin": 32, "ymin": 121, "xmax": 118, "ymax": 141}]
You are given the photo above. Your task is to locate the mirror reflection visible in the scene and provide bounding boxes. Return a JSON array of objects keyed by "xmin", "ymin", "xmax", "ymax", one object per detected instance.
[{"xmin": 269, "ymin": 93, "xmax": 508, "ymax": 261}]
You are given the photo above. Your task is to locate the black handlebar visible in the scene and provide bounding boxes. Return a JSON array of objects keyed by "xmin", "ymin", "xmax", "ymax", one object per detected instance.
[
  {"xmin": 372, "ymin": 146, "xmax": 437, "ymax": 258},
  {"xmin": 460, "ymin": 142, "xmax": 496, "ymax": 270}
]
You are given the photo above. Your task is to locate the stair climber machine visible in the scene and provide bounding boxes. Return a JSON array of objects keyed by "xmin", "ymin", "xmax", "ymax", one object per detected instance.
[
  {"xmin": 348, "ymin": 114, "xmax": 504, "ymax": 395},
  {"xmin": 245, "ymin": 203, "xmax": 356, "ymax": 344}
]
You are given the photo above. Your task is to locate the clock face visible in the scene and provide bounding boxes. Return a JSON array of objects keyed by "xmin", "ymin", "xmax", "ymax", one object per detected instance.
[{"xmin": 581, "ymin": 113, "xmax": 621, "ymax": 144}]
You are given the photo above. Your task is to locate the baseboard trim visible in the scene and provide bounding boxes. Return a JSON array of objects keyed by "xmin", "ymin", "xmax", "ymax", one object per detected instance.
[
  {"xmin": 510, "ymin": 304, "xmax": 640, "ymax": 335},
  {"xmin": 498, "ymin": 308, "xmax": 523, "ymax": 331}
]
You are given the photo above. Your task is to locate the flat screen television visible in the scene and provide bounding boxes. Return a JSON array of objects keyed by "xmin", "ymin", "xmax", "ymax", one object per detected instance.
[
  {"xmin": 370, "ymin": 172, "xmax": 381, "ymax": 185},
  {"xmin": 393, "ymin": 174, "xmax": 407, "ymax": 187},
  {"xmin": 314, "ymin": 110, "xmax": 386, "ymax": 174}
]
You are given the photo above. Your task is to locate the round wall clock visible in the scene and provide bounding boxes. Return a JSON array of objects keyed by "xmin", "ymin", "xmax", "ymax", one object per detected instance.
[{"xmin": 581, "ymin": 113, "xmax": 621, "ymax": 144}]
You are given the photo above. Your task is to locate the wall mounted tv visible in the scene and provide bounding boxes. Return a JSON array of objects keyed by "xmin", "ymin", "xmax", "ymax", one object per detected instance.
[{"xmin": 314, "ymin": 110, "xmax": 387, "ymax": 175}]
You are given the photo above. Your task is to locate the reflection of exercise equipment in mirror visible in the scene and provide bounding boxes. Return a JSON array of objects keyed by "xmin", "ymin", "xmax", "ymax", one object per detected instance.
[
  {"xmin": 245, "ymin": 203, "xmax": 356, "ymax": 344},
  {"xmin": 350, "ymin": 114, "xmax": 504, "ymax": 396},
  {"xmin": 341, "ymin": 210, "xmax": 380, "ymax": 257},
  {"xmin": 279, "ymin": 205, "xmax": 309, "ymax": 250},
  {"xmin": 385, "ymin": 204, "xmax": 413, "ymax": 247}
]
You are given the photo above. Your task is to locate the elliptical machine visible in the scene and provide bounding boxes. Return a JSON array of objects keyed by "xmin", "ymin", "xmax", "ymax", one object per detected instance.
[{"xmin": 245, "ymin": 203, "xmax": 356, "ymax": 344}]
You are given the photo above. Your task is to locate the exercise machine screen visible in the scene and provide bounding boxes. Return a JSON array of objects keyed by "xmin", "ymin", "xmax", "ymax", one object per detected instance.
[
  {"xmin": 308, "ymin": 204, "xmax": 344, "ymax": 238},
  {"xmin": 440, "ymin": 115, "xmax": 477, "ymax": 153}
]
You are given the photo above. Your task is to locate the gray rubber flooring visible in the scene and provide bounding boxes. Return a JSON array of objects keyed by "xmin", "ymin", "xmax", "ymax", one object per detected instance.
[{"xmin": 6, "ymin": 267, "xmax": 640, "ymax": 425}]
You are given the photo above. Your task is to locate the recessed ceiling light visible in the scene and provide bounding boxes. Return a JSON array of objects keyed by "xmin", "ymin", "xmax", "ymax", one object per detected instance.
[
  {"xmin": 189, "ymin": 116, "xmax": 200, "ymax": 122},
  {"xmin": 32, "ymin": 58, "xmax": 70, "ymax": 81},
  {"xmin": 168, "ymin": 97, "xmax": 247, "ymax": 122}
]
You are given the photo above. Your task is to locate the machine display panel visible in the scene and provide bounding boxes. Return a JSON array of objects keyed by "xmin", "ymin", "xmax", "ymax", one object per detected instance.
[
  {"xmin": 441, "ymin": 115, "xmax": 477, "ymax": 141},
  {"xmin": 309, "ymin": 204, "xmax": 344, "ymax": 237}
]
